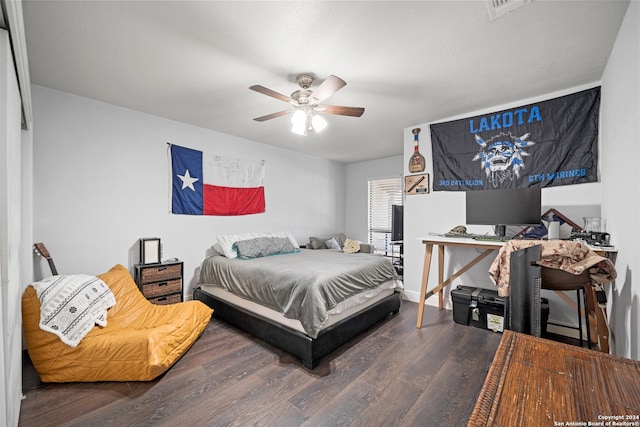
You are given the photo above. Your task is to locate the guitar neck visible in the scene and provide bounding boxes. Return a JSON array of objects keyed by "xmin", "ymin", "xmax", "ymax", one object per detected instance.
[
  {"xmin": 34, "ymin": 243, "xmax": 50, "ymax": 258},
  {"xmin": 34, "ymin": 243, "xmax": 58, "ymax": 275}
]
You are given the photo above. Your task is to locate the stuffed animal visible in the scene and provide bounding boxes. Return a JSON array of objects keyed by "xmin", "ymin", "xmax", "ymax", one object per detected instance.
[{"xmin": 343, "ymin": 238, "xmax": 361, "ymax": 254}]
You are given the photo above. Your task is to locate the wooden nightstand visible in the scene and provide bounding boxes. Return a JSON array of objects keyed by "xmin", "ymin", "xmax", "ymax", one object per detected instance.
[{"xmin": 134, "ymin": 260, "xmax": 183, "ymax": 305}]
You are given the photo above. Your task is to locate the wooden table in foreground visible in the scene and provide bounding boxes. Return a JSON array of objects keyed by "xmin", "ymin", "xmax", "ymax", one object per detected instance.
[
  {"xmin": 416, "ymin": 236, "xmax": 616, "ymax": 353},
  {"xmin": 468, "ymin": 330, "xmax": 640, "ymax": 427}
]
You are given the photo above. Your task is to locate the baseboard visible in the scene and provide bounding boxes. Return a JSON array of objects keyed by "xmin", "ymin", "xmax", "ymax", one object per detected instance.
[
  {"xmin": 403, "ymin": 289, "xmax": 449, "ymax": 306},
  {"xmin": 403, "ymin": 289, "xmax": 420, "ymax": 303}
]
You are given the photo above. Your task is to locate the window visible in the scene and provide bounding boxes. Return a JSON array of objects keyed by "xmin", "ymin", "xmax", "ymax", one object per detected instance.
[{"xmin": 368, "ymin": 176, "xmax": 403, "ymax": 256}]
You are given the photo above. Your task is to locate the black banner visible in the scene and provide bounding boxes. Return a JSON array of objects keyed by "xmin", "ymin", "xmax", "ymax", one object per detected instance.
[{"xmin": 430, "ymin": 87, "xmax": 600, "ymax": 191}]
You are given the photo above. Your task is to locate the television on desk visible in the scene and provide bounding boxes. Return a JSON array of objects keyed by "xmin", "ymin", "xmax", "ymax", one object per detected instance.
[
  {"xmin": 466, "ymin": 187, "xmax": 541, "ymax": 237},
  {"xmin": 391, "ymin": 204, "xmax": 403, "ymax": 242}
]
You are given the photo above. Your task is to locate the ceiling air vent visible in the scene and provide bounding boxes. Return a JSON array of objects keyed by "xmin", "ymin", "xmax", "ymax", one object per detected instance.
[{"xmin": 486, "ymin": 0, "xmax": 532, "ymax": 21}]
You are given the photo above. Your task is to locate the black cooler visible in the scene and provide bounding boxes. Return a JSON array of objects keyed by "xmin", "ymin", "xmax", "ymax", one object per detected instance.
[{"xmin": 451, "ymin": 285, "xmax": 549, "ymax": 334}]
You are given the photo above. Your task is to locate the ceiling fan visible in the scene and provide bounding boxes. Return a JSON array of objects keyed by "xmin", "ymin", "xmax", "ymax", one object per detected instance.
[{"xmin": 250, "ymin": 74, "xmax": 365, "ymax": 135}]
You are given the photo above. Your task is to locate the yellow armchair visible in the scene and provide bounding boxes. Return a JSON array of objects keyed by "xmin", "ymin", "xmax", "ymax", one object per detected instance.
[{"xmin": 22, "ymin": 264, "xmax": 213, "ymax": 382}]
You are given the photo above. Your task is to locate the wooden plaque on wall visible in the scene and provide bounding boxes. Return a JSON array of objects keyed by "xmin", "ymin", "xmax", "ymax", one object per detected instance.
[{"xmin": 405, "ymin": 174, "xmax": 430, "ymax": 195}]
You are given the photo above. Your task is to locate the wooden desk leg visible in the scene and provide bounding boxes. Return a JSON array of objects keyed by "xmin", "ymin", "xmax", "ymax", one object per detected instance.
[
  {"xmin": 595, "ymin": 305, "xmax": 610, "ymax": 354},
  {"xmin": 417, "ymin": 246, "xmax": 495, "ymax": 328},
  {"xmin": 585, "ymin": 287, "xmax": 598, "ymax": 346},
  {"xmin": 416, "ymin": 243, "xmax": 434, "ymax": 328},
  {"xmin": 553, "ymin": 288, "xmax": 608, "ymax": 353},
  {"xmin": 438, "ymin": 245, "xmax": 445, "ymax": 309},
  {"xmin": 588, "ymin": 286, "xmax": 610, "ymax": 353}
]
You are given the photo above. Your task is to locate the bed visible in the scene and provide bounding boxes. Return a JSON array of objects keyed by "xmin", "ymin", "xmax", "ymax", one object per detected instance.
[{"xmin": 193, "ymin": 245, "xmax": 402, "ymax": 369}]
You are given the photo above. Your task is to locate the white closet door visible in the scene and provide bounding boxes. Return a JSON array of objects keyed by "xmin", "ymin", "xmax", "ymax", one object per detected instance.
[{"xmin": 0, "ymin": 28, "xmax": 24, "ymax": 427}]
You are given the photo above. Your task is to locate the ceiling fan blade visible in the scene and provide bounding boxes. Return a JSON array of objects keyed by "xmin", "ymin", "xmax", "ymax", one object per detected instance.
[
  {"xmin": 249, "ymin": 85, "xmax": 292, "ymax": 103},
  {"xmin": 310, "ymin": 75, "xmax": 346, "ymax": 104},
  {"xmin": 253, "ymin": 110, "xmax": 291, "ymax": 122},
  {"xmin": 322, "ymin": 105, "xmax": 365, "ymax": 117}
]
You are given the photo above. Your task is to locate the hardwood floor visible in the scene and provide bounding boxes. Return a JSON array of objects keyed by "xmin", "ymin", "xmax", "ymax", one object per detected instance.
[{"xmin": 19, "ymin": 301, "xmax": 503, "ymax": 427}]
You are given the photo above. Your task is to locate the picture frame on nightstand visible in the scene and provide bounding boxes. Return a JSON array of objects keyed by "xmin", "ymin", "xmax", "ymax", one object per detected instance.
[{"xmin": 140, "ymin": 237, "xmax": 161, "ymax": 264}]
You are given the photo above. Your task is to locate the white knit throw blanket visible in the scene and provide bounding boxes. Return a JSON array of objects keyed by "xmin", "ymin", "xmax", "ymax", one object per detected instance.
[{"xmin": 31, "ymin": 274, "xmax": 116, "ymax": 348}]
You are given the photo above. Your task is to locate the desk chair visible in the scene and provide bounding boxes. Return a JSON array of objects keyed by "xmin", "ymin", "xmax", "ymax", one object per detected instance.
[{"xmin": 540, "ymin": 267, "xmax": 592, "ymax": 348}]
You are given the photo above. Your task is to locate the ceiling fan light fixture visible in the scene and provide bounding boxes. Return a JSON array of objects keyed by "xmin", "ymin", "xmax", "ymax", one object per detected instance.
[
  {"xmin": 291, "ymin": 110, "xmax": 307, "ymax": 135},
  {"xmin": 312, "ymin": 114, "xmax": 327, "ymax": 132},
  {"xmin": 252, "ymin": 73, "xmax": 364, "ymax": 134},
  {"xmin": 291, "ymin": 109, "xmax": 306, "ymax": 126}
]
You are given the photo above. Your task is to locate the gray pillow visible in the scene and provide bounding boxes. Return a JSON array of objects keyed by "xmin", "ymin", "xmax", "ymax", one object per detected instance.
[
  {"xmin": 333, "ymin": 233, "xmax": 347, "ymax": 247},
  {"xmin": 309, "ymin": 233, "xmax": 347, "ymax": 250},
  {"xmin": 309, "ymin": 236, "xmax": 328, "ymax": 249},
  {"xmin": 234, "ymin": 237, "xmax": 296, "ymax": 259}
]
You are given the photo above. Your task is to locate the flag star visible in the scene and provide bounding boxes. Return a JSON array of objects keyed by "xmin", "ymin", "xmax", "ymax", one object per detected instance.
[{"xmin": 177, "ymin": 169, "xmax": 199, "ymax": 191}]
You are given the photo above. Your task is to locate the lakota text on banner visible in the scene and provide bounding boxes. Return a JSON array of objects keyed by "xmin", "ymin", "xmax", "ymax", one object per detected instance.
[
  {"xmin": 169, "ymin": 144, "xmax": 266, "ymax": 216},
  {"xmin": 430, "ymin": 87, "xmax": 600, "ymax": 191}
]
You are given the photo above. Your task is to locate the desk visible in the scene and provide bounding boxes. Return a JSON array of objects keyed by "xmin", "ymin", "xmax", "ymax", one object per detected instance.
[
  {"xmin": 416, "ymin": 236, "xmax": 502, "ymax": 327},
  {"xmin": 468, "ymin": 330, "xmax": 640, "ymax": 426},
  {"xmin": 416, "ymin": 235, "xmax": 616, "ymax": 352}
]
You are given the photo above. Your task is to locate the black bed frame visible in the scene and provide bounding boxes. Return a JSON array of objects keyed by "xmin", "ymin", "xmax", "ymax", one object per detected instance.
[{"xmin": 193, "ymin": 287, "xmax": 402, "ymax": 369}]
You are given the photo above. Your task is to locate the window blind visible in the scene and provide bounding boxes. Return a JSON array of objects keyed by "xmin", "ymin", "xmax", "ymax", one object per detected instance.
[{"xmin": 368, "ymin": 176, "xmax": 403, "ymax": 255}]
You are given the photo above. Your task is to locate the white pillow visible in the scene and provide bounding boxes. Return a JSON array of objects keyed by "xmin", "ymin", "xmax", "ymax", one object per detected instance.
[
  {"xmin": 325, "ymin": 237, "xmax": 341, "ymax": 250},
  {"xmin": 217, "ymin": 230, "xmax": 300, "ymax": 259}
]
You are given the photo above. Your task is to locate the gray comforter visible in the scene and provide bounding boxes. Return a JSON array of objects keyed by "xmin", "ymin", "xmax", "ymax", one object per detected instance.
[{"xmin": 198, "ymin": 249, "xmax": 399, "ymax": 338}]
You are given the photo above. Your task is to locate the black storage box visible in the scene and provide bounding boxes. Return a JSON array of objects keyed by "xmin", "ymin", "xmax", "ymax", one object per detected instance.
[{"xmin": 451, "ymin": 285, "xmax": 549, "ymax": 334}]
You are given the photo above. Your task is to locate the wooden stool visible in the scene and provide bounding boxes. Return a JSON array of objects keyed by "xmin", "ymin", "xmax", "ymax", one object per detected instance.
[{"xmin": 540, "ymin": 267, "xmax": 592, "ymax": 348}]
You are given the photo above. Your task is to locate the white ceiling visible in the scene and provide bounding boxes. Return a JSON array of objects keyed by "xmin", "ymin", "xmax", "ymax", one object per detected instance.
[{"xmin": 22, "ymin": 1, "xmax": 629, "ymax": 163}]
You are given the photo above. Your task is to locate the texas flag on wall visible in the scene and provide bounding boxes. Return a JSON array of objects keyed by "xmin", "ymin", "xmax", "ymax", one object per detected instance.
[{"xmin": 169, "ymin": 144, "xmax": 266, "ymax": 216}]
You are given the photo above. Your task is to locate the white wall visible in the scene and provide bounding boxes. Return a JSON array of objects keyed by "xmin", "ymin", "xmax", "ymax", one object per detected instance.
[
  {"xmin": 345, "ymin": 155, "xmax": 403, "ymax": 243},
  {"xmin": 31, "ymin": 85, "xmax": 346, "ymax": 296},
  {"xmin": 403, "ymin": 83, "xmax": 604, "ymax": 329},
  {"xmin": 600, "ymin": 0, "xmax": 639, "ymax": 359}
]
